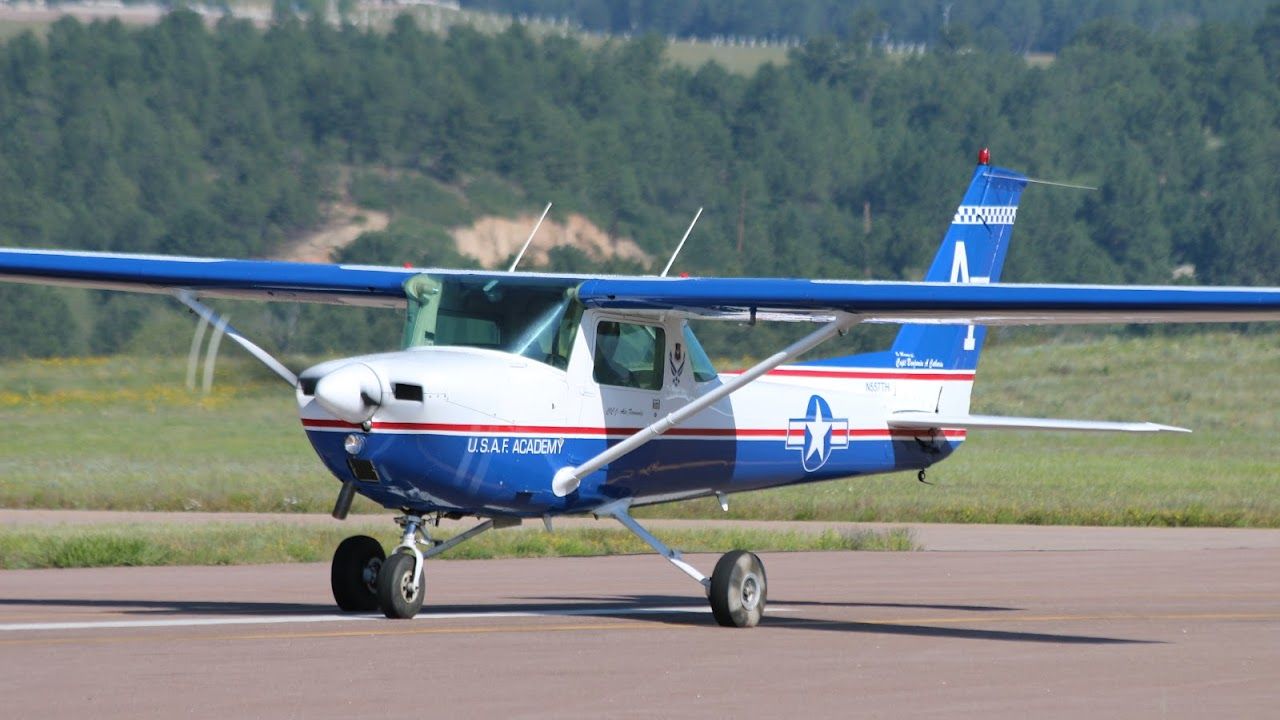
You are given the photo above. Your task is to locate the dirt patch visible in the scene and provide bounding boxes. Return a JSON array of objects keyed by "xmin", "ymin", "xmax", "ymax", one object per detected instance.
[
  {"xmin": 270, "ymin": 202, "xmax": 390, "ymax": 263},
  {"xmin": 453, "ymin": 213, "xmax": 652, "ymax": 269}
]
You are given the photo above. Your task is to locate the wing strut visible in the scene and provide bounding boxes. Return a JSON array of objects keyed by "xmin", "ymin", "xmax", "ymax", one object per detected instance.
[{"xmin": 551, "ymin": 315, "xmax": 855, "ymax": 497}]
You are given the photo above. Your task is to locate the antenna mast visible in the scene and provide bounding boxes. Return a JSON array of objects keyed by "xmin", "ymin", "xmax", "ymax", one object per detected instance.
[
  {"xmin": 508, "ymin": 202, "xmax": 553, "ymax": 272},
  {"xmin": 660, "ymin": 207, "xmax": 703, "ymax": 278}
]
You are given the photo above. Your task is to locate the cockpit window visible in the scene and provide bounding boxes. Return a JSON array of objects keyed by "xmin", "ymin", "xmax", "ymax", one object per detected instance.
[
  {"xmin": 593, "ymin": 321, "xmax": 665, "ymax": 391},
  {"xmin": 402, "ymin": 275, "xmax": 581, "ymax": 369}
]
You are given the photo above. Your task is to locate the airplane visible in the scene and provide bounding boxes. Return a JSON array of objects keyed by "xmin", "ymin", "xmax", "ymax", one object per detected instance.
[{"xmin": 2, "ymin": 149, "xmax": 1280, "ymax": 627}]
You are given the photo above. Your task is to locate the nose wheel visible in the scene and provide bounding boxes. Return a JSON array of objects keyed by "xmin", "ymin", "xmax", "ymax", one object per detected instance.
[{"xmin": 377, "ymin": 552, "xmax": 424, "ymax": 618}]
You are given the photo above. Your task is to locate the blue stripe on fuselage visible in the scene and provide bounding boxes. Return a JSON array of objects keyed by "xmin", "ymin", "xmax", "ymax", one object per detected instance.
[{"xmin": 305, "ymin": 429, "xmax": 961, "ymax": 516}]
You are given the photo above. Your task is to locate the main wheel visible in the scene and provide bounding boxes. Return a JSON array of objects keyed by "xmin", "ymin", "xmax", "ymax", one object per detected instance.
[
  {"xmin": 709, "ymin": 550, "xmax": 767, "ymax": 628},
  {"xmin": 377, "ymin": 552, "xmax": 425, "ymax": 619},
  {"xmin": 331, "ymin": 535, "xmax": 385, "ymax": 612}
]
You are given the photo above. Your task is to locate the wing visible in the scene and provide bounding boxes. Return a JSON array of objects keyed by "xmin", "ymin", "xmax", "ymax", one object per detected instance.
[
  {"xmin": 0, "ymin": 248, "xmax": 430, "ymax": 307},
  {"xmin": 4, "ymin": 248, "xmax": 1280, "ymax": 324},
  {"xmin": 576, "ymin": 277, "xmax": 1280, "ymax": 324}
]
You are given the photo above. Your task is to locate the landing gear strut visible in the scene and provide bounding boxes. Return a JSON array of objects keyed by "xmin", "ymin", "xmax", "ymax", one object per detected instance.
[
  {"xmin": 330, "ymin": 513, "xmax": 521, "ymax": 619},
  {"xmin": 602, "ymin": 501, "xmax": 767, "ymax": 628}
]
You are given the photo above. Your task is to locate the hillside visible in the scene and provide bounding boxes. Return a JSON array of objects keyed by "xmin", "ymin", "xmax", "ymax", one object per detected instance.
[{"xmin": 0, "ymin": 10, "xmax": 1276, "ymax": 359}]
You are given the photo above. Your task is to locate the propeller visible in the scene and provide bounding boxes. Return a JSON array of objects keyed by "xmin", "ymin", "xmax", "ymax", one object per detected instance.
[
  {"xmin": 175, "ymin": 291, "xmax": 386, "ymax": 425},
  {"xmin": 175, "ymin": 291, "xmax": 298, "ymax": 389}
]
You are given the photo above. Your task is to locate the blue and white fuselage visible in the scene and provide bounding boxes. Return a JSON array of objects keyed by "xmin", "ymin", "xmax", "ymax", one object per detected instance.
[{"xmin": 297, "ymin": 337, "xmax": 970, "ymax": 517}]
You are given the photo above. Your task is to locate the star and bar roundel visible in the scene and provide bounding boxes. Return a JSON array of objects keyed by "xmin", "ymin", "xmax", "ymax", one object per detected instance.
[{"xmin": 785, "ymin": 395, "xmax": 850, "ymax": 472}]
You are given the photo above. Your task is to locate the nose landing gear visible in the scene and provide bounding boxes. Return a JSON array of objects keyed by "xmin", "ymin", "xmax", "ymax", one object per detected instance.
[
  {"xmin": 330, "ymin": 513, "xmax": 520, "ymax": 619},
  {"xmin": 376, "ymin": 552, "xmax": 424, "ymax": 619}
]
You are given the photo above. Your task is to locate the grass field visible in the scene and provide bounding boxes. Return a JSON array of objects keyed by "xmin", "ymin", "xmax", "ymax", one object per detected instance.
[
  {"xmin": 0, "ymin": 331, "xmax": 1277, "ymax": 527},
  {"xmin": 665, "ymin": 40, "xmax": 789, "ymax": 74},
  {"xmin": 0, "ymin": 522, "xmax": 914, "ymax": 569},
  {"xmin": 0, "ymin": 6, "xmax": 790, "ymax": 76}
]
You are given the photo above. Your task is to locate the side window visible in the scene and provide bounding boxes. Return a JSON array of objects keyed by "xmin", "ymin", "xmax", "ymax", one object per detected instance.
[{"xmin": 593, "ymin": 321, "xmax": 665, "ymax": 391}]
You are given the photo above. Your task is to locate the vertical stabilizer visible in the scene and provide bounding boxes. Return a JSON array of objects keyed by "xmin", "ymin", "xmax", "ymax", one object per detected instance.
[
  {"xmin": 805, "ymin": 152, "xmax": 1028, "ymax": 373},
  {"xmin": 889, "ymin": 156, "xmax": 1027, "ymax": 371},
  {"xmin": 794, "ymin": 151, "xmax": 1028, "ymax": 414}
]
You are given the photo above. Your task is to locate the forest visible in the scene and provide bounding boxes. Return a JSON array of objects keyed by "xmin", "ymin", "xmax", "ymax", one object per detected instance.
[{"xmin": 0, "ymin": 6, "xmax": 1277, "ymax": 358}]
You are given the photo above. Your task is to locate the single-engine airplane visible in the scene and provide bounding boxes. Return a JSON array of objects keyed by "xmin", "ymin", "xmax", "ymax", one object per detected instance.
[{"xmin": 3, "ymin": 150, "xmax": 1279, "ymax": 627}]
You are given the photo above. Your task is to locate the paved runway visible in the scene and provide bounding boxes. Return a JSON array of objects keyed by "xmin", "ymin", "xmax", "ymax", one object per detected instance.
[{"xmin": 2, "ymin": 525, "xmax": 1278, "ymax": 718}]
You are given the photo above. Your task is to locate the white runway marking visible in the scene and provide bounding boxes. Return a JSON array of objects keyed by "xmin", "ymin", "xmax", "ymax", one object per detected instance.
[{"xmin": 0, "ymin": 605, "xmax": 793, "ymax": 633}]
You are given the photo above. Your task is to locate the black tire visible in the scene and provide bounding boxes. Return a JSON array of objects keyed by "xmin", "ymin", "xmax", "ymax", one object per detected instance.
[
  {"xmin": 709, "ymin": 550, "xmax": 767, "ymax": 628},
  {"xmin": 331, "ymin": 535, "xmax": 385, "ymax": 612},
  {"xmin": 377, "ymin": 551, "xmax": 425, "ymax": 619}
]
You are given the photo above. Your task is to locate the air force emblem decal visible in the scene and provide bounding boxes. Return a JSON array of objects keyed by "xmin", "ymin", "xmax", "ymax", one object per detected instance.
[
  {"xmin": 786, "ymin": 395, "xmax": 849, "ymax": 472},
  {"xmin": 668, "ymin": 342, "xmax": 686, "ymax": 386}
]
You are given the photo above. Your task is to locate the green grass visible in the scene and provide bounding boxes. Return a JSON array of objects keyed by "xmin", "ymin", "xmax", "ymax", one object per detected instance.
[
  {"xmin": 0, "ymin": 355, "xmax": 359, "ymax": 514},
  {"xmin": 0, "ymin": 523, "xmax": 915, "ymax": 569},
  {"xmin": 0, "ymin": 331, "xmax": 1277, "ymax": 526},
  {"xmin": 0, "ymin": 8, "xmax": 787, "ymax": 75},
  {"xmin": 643, "ymin": 330, "xmax": 1280, "ymax": 527},
  {"xmin": 664, "ymin": 40, "xmax": 790, "ymax": 74},
  {"xmin": 0, "ymin": 20, "xmax": 53, "ymax": 42}
]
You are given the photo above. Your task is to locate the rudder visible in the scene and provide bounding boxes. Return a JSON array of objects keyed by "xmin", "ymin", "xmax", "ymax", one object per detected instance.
[{"xmin": 807, "ymin": 151, "xmax": 1028, "ymax": 374}]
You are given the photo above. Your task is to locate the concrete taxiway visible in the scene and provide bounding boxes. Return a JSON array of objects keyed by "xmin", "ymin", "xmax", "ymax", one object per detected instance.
[{"xmin": 1, "ymin": 523, "xmax": 1277, "ymax": 718}]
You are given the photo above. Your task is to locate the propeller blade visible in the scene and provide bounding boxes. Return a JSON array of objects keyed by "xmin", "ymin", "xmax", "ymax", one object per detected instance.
[
  {"xmin": 185, "ymin": 312, "xmax": 210, "ymax": 391},
  {"xmin": 174, "ymin": 291, "xmax": 298, "ymax": 387},
  {"xmin": 202, "ymin": 312, "xmax": 228, "ymax": 395}
]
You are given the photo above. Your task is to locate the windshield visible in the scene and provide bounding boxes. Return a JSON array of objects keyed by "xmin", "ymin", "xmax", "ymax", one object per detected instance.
[
  {"xmin": 682, "ymin": 323, "xmax": 719, "ymax": 382},
  {"xmin": 402, "ymin": 275, "xmax": 582, "ymax": 369}
]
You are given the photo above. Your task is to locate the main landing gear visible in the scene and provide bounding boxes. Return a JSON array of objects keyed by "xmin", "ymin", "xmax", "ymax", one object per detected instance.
[
  {"xmin": 331, "ymin": 513, "xmax": 519, "ymax": 619},
  {"xmin": 606, "ymin": 501, "xmax": 767, "ymax": 627}
]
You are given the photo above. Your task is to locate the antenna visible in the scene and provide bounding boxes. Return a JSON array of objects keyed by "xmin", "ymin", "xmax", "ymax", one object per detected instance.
[
  {"xmin": 508, "ymin": 202, "xmax": 552, "ymax": 272},
  {"xmin": 985, "ymin": 171, "xmax": 1097, "ymax": 191},
  {"xmin": 660, "ymin": 207, "xmax": 703, "ymax": 278}
]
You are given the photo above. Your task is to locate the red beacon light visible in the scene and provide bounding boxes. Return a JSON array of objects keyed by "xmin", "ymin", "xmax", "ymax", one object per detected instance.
[{"xmin": 978, "ymin": 147, "xmax": 991, "ymax": 165}]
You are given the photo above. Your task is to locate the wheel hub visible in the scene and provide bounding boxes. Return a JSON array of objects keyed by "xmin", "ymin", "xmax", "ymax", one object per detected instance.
[
  {"xmin": 362, "ymin": 558, "xmax": 382, "ymax": 593},
  {"xmin": 399, "ymin": 568, "xmax": 420, "ymax": 603},
  {"xmin": 740, "ymin": 573, "xmax": 760, "ymax": 611}
]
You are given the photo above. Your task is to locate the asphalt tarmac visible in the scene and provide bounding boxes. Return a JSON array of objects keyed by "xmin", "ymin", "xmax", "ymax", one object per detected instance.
[{"xmin": 2, "ymin": 524, "xmax": 1277, "ymax": 718}]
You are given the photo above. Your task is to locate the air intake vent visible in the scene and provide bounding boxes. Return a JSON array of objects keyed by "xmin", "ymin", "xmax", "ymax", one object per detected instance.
[
  {"xmin": 347, "ymin": 458, "xmax": 379, "ymax": 483},
  {"xmin": 298, "ymin": 377, "xmax": 318, "ymax": 396},
  {"xmin": 392, "ymin": 383, "xmax": 424, "ymax": 402}
]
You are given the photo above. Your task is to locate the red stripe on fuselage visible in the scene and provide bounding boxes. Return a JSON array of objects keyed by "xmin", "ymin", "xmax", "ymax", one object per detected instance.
[
  {"xmin": 299, "ymin": 418, "xmax": 966, "ymax": 440},
  {"xmin": 722, "ymin": 368, "xmax": 976, "ymax": 381}
]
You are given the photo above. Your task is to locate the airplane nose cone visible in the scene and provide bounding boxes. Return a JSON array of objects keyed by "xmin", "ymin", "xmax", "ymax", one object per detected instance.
[{"xmin": 313, "ymin": 362, "xmax": 384, "ymax": 424}]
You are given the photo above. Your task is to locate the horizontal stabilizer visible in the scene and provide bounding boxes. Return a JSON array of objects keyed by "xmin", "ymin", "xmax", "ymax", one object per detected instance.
[{"xmin": 888, "ymin": 412, "xmax": 1189, "ymax": 433}]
